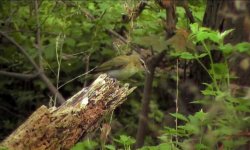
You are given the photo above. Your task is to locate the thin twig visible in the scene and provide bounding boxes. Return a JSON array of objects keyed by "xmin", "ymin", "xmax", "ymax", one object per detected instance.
[
  {"xmin": 58, "ymin": 67, "xmax": 97, "ymax": 90},
  {"xmin": 55, "ymin": 34, "xmax": 65, "ymax": 106},
  {"xmin": 0, "ymin": 105, "xmax": 24, "ymax": 118},
  {"xmin": 0, "ymin": 70, "xmax": 39, "ymax": 80},
  {"xmin": 175, "ymin": 59, "xmax": 179, "ymax": 144}
]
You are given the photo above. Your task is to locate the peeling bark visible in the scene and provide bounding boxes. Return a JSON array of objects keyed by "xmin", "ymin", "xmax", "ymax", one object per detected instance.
[{"xmin": 1, "ymin": 74, "xmax": 135, "ymax": 150}]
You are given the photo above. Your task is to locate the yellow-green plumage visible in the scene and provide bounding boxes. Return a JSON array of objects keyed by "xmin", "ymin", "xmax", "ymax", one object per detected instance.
[{"xmin": 94, "ymin": 55, "xmax": 143, "ymax": 80}]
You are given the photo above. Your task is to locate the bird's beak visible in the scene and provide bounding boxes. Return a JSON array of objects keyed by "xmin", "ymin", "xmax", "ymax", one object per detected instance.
[{"xmin": 139, "ymin": 58, "xmax": 150, "ymax": 74}]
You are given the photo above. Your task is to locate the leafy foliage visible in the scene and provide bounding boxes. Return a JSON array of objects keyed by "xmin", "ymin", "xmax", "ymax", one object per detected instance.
[
  {"xmin": 0, "ymin": 0, "xmax": 249, "ymax": 150},
  {"xmin": 71, "ymin": 139, "xmax": 98, "ymax": 150}
]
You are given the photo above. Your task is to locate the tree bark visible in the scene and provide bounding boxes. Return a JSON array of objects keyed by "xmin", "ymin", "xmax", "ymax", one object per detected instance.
[{"xmin": 1, "ymin": 74, "xmax": 135, "ymax": 150}]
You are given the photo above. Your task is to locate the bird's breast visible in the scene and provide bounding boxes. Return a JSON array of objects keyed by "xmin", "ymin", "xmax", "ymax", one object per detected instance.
[{"xmin": 106, "ymin": 66, "xmax": 138, "ymax": 80}]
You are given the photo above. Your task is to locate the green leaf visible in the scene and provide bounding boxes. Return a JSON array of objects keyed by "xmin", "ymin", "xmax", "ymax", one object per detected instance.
[
  {"xmin": 194, "ymin": 109, "xmax": 207, "ymax": 122},
  {"xmin": 180, "ymin": 52, "xmax": 195, "ymax": 59},
  {"xmin": 219, "ymin": 43, "xmax": 234, "ymax": 54},
  {"xmin": 158, "ymin": 143, "xmax": 172, "ymax": 150},
  {"xmin": 88, "ymin": 2, "xmax": 95, "ymax": 11},
  {"xmin": 195, "ymin": 143, "xmax": 209, "ymax": 150},
  {"xmin": 179, "ymin": 52, "xmax": 195, "ymax": 60},
  {"xmin": 235, "ymin": 105, "xmax": 250, "ymax": 112},
  {"xmin": 194, "ymin": 30, "xmax": 221, "ymax": 44},
  {"xmin": 71, "ymin": 28, "xmax": 82, "ymax": 37},
  {"xmin": 235, "ymin": 42, "xmax": 250, "ymax": 53},
  {"xmin": 0, "ymin": 146, "xmax": 8, "ymax": 150},
  {"xmin": 207, "ymin": 32, "xmax": 220, "ymax": 43},
  {"xmin": 44, "ymin": 43, "xmax": 55, "ymax": 60},
  {"xmin": 65, "ymin": 38, "xmax": 76, "ymax": 47},
  {"xmin": 179, "ymin": 123, "xmax": 199, "ymax": 134},
  {"xmin": 105, "ymin": 145, "xmax": 116, "ymax": 150},
  {"xmin": 201, "ymin": 83, "xmax": 218, "ymax": 96},
  {"xmin": 76, "ymin": 42, "xmax": 89, "ymax": 47},
  {"xmin": 71, "ymin": 140, "xmax": 98, "ymax": 150},
  {"xmin": 190, "ymin": 23, "xmax": 199, "ymax": 34},
  {"xmin": 211, "ymin": 63, "xmax": 229, "ymax": 79},
  {"xmin": 196, "ymin": 31, "xmax": 208, "ymax": 42},
  {"xmin": 214, "ymin": 126, "xmax": 238, "ymax": 136},
  {"xmin": 82, "ymin": 22, "xmax": 94, "ymax": 32},
  {"xmin": 201, "ymin": 88, "xmax": 217, "ymax": 96},
  {"xmin": 170, "ymin": 113, "xmax": 189, "ymax": 122},
  {"xmin": 114, "ymin": 135, "xmax": 136, "ymax": 146},
  {"xmin": 213, "ymin": 63, "xmax": 228, "ymax": 73},
  {"xmin": 139, "ymin": 146, "xmax": 158, "ymax": 150},
  {"xmin": 195, "ymin": 53, "xmax": 208, "ymax": 58}
]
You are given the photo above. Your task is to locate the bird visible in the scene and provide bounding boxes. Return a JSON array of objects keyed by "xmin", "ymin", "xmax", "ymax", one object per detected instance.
[{"xmin": 93, "ymin": 54, "xmax": 146, "ymax": 80}]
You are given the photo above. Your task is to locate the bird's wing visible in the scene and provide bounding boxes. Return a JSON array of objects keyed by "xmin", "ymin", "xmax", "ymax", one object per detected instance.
[{"xmin": 94, "ymin": 56, "xmax": 128, "ymax": 72}]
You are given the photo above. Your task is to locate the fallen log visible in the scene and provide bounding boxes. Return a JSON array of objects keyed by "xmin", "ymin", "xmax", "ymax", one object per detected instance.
[{"xmin": 1, "ymin": 74, "xmax": 135, "ymax": 150}]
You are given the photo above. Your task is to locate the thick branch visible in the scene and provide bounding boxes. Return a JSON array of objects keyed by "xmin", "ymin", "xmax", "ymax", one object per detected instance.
[
  {"xmin": 0, "ymin": 31, "xmax": 66, "ymax": 104},
  {"xmin": 1, "ymin": 74, "xmax": 135, "ymax": 150}
]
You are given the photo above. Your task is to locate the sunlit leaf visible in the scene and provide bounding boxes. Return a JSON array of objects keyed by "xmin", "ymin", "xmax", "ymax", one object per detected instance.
[
  {"xmin": 105, "ymin": 145, "xmax": 116, "ymax": 150},
  {"xmin": 195, "ymin": 143, "xmax": 209, "ymax": 149},
  {"xmin": 114, "ymin": 135, "xmax": 136, "ymax": 146},
  {"xmin": 195, "ymin": 53, "xmax": 208, "ymax": 58},
  {"xmin": 71, "ymin": 140, "xmax": 98, "ymax": 150},
  {"xmin": 158, "ymin": 143, "xmax": 172, "ymax": 150},
  {"xmin": 190, "ymin": 23, "xmax": 199, "ymax": 34},
  {"xmin": 170, "ymin": 113, "xmax": 189, "ymax": 122},
  {"xmin": 220, "ymin": 29, "xmax": 234, "ymax": 40},
  {"xmin": 179, "ymin": 52, "xmax": 195, "ymax": 59},
  {"xmin": 194, "ymin": 110, "xmax": 207, "ymax": 121}
]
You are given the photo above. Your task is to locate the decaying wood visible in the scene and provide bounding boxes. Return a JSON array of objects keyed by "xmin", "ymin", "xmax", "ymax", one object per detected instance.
[{"xmin": 1, "ymin": 74, "xmax": 135, "ymax": 150}]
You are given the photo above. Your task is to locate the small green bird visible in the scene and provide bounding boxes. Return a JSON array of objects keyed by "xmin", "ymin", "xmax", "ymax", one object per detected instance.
[{"xmin": 93, "ymin": 54, "xmax": 146, "ymax": 80}]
